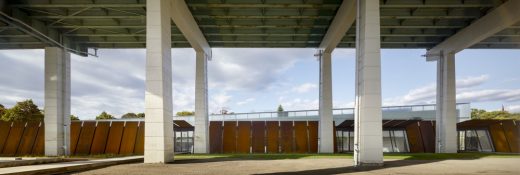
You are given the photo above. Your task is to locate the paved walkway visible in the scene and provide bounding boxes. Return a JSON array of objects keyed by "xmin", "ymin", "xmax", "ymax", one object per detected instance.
[
  {"xmin": 0, "ymin": 157, "xmax": 64, "ymax": 168},
  {"xmin": 73, "ymin": 157, "xmax": 520, "ymax": 175},
  {"xmin": 0, "ymin": 156, "xmax": 142, "ymax": 175}
]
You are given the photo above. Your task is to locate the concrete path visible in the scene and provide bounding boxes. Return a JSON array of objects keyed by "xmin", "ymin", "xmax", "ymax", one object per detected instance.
[
  {"xmin": 0, "ymin": 158, "xmax": 64, "ymax": 168},
  {"xmin": 73, "ymin": 157, "xmax": 520, "ymax": 175},
  {"xmin": 0, "ymin": 156, "xmax": 143, "ymax": 175}
]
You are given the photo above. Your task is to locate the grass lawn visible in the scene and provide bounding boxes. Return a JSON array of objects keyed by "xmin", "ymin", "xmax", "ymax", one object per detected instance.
[{"xmin": 173, "ymin": 152, "xmax": 520, "ymax": 160}]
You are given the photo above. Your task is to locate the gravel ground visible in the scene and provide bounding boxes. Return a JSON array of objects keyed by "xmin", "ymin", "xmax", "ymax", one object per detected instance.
[{"xmin": 73, "ymin": 158, "xmax": 520, "ymax": 175}]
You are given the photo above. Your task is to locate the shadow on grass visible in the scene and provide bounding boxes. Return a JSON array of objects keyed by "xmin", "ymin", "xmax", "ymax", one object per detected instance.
[{"xmin": 171, "ymin": 153, "xmax": 519, "ymax": 174}]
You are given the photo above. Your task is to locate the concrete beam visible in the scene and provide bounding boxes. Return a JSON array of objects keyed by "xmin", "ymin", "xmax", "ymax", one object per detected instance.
[
  {"xmin": 318, "ymin": 0, "xmax": 356, "ymax": 53},
  {"xmin": 44, "ymin": 47, "xmax": 70, "ymax": 156},
  {"xmin": 170, "ymin": 0, "xmax": 211, "ymax": 57},
  {"xmin": 3, "ymin": 9, "xmax": 89, "ymax": 56},
  {"xmin": 144, "ymin": 0, "xmax": 174, "ymax": 163},
  {"xmin": 194, "ymin": 51, "xmax": 209, "ymax": 153},
  {"xmin": 354, "ymin": 0, "xmax": 383, "ymax": 167},
  {"xmin": 426, "ymin": 0, "xmax": 520, "ymax": 60}
]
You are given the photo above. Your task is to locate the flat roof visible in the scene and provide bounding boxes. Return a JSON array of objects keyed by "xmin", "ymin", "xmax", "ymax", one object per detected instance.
[{"xmin": 1, "ymin": 0, "xmax": 519, "ymax": 51}]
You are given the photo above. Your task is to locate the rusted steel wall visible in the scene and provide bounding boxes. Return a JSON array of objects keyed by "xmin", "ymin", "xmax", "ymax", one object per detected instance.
[
  {"xmin": 236, "ymin": 121, "xmax": 251, "ymax": 153},
  {"xmin": 2, "ymin": 122, "xmax": 25, "ymax": 156},
  {"xmin": 209, "ymin": 121, "xmax": 223, "ymax": 153},
  {"xmin": 16, "ymin": 122, "xmax": 40, "ymax": 155},
  {"xmin": 75, "ymin": 121, "xmax": 97, "ymax": 155},
  {"xmin": 489, "ymin": 123, "xmax": 510, "ymax": 152},
  {"xmin": 208, "ymin": 120, "xmax": 319, "ymax": 154},
  {"xmin": 4, "ymin": 119, "xmax": 517, "ymax": 155},
  {"xmin": 69, "ymin": 122, "xmax": 82, "ymax": 154},
  {"xmin": 104, "ymin": 122, "xmax": 125, "ymax": 154},
  {"xmin": 251, "ymin": 121, "xmax": 266, "ymax": 153},
  {"xmin": 266, "ymin": 121, "xmax": 279, "ymax": 153},
  {"xmin": 501, "ymin": 120, "xmax": 519, "ymax": 153},
  {"xmin": 293, "ymin": 121, "xmax": 308, "ymax": 153},
  {"xmin": 280, "ymin": 121, "xmax": 294, "ymax": 153},
  {"xmin": 89, "ymin": 122, "xmax": 110, "ymax": 154},
  {"xmin": 222, "ymin": 121, "xmax": 237, "ymax": 153},
  {"xmin": 308, "ymin": 121, "xmax": 319, "ymax": 153},
  {"xmin": 119, "ymin": 122, "xmax": 139, "ymax": 155},
  {"xmin": 405, "ymin": 122, "xmax": 425, "ymax": 153},
  {"xmin": 133, "ymin": 122, "xmax": 145, "ymax": 155},
  {"xmin": 0, "ymin": 121, "xmax": 147, "ymax": 156},
  {"xmin": 419, "ymin": 121, "xmax": 436, "ymax": 153},
  {"xmin": 402, "ymin": 121, "xmax": 435, "ymax": 153}
]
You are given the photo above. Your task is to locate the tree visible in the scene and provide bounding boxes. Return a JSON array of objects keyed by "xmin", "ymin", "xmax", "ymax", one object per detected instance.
[
  {"xmin": 176, "ymin": 111, "xmax": 194, "ymax": 116},
  {"xmin": 471, "ymin": 108, "xmax": 520, "ymax": 120},
  {"xmin": 0, "ymin": 104, "xmax": 5, "ymax": 118},
  {"xmin": 96, "ymin": 111, "xmax": 115, "ymax": 120},
  {"xmin": 121, "ymin": 112, "xmax": 138, "ymax": 119},
  {"xmin": 136, "ymin": 113, "xmax": 145, "ymax": 118},
  {"xmin": 471, "ymin": 109, "xmax": 487, "ymax": 119},
  {"xmin": 70, "ymin": 115, "xmax": 80, "ymax": 121},
  {"xmin": 277, "ymin": 104, "xmax": 284, "ymax": 112},
  {"xmin": 1, "ymin": 100, "xmax": 43, "ymax": 122}
]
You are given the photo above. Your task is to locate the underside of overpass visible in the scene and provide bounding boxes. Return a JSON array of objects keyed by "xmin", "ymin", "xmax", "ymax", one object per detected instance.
[
  {"xmin": 2, "ymin": 0, "xmax": 520, "ymax": 51},
  {"xmin": 1, "ymin": 0, "xmax": 520, "ymax": 166}
]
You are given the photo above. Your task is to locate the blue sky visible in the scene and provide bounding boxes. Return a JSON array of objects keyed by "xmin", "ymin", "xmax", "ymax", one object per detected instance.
[{"xmin": 0, "ymin": 48, "xmax": 519, "ymax": 120}]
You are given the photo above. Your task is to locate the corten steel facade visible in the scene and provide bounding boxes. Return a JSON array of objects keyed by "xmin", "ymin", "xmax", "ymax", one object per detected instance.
[
  {"xmin": 1, "ymin": 119, "xmax": 519, "ymax": 156},
  {"xmin": 2, "ymin": 0, "xmax": 520, "ymax": 165}
]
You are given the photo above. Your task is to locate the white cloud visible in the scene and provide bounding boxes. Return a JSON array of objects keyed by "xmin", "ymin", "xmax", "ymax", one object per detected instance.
[
  {"xmin": 457, "ymin": 75, "xmax": 489, "ymax": 89},
  {"xmin": 383, "ymin": 74, "xmax": 520, "ymax": 106},
  {"xmin": 506, "ymin": 105, "xmax": 520, "ymax": 113},
  {"xmin": 208, "ymin": 48, "xmax": 311, "ymax": 92},
  {"xmin": 291, "ymin": 83, "xmax": 317, "ymax": 93},
  {"xmin": 457, "ymin": 89, "xmax": 520, "ymax": 103},
  {"xmin": 236, "ymin": 98, "xmax": 256, "ymax": 106},
  {"xmin": 279, "ymin": 98, "xmax": 319, "ymax": 111}
]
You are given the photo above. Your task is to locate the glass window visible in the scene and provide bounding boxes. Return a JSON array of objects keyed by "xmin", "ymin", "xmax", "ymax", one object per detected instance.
[
  {"xmin": 393, "ymin": 130, "xmax": 408, "ymax": 152},
  {"xmin": 464, "ymin": 130, "xmax": 479, "ymax": 151},
  {"xmin": 341, "ymin": 131, "xmax": 350, "ymax": 152},
  {"xmin": 349, "ymin": 132, "xmax": 354, "ymax": 152},
  {"xmin": 458, "ymin": 130, "xmax": 466, "ymax": 151},
  {"xmin": 382, "ymin": 130, "xmax": 393, "ymax": 152},
  {"xmin": 476, "ymin": 130, "xmax": 493, "ymax": 152},
  {"xmin": 336, "ymin": 131, "xmax": 343, "ymax": 152}
]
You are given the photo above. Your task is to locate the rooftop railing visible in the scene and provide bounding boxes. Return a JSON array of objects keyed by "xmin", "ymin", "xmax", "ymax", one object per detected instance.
[{"xmin": 173, "ymin": 103, "xmax": 470, "ymax": 123}]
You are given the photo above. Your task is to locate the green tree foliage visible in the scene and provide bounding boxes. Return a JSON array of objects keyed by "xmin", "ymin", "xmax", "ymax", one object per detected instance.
[
  {"xmin": 121, "ymin": 112, "xmax": 138, "ymax": 119},
  {"xmin": 136, "ymin": 113, "xmax": 145, "ymax": 118},
  {"xmin": 471, "ymin": 108, "xmax": 520, "ymax": 120},
  {"xmin": 176, "ymin": 111, "xmax": 195, "ymax": 116},
  {"xmin": 277, "ymin": 104, "xmax": 284, "ymax": 112},
  {"xmin": 1, "ymin": 100, "xmax": 43, "ymax": 122},
  {"xmin": 0, "ymin": 104, "xmax": 5, "ymax": 117},
  {"xmin": 70, "ymin": 115, "xmax": 80, "ymax": 121},
  {"xmin": 96, "ymin": 111, "xmax": 115, "ymax": 120}
]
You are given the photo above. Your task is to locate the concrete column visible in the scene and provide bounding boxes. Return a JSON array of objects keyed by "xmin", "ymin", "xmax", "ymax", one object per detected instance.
[
  {"xmin": 318, "ymin": 50, "xmax": 334, "ymax": 153},
  {"xmin": 194, "ymin": 51, "xmax": 209, "ymax": 153},
  {"xmin": 435, "ymin": 51, "xmax": 458, "ymax": 153},
  {"xmin": 144, "ymin": 0, "xmax": 174, "ymax": 163},
  {"xmin": 353, "ymin": 0, "xmax": 383, "ymax": 166},
  {"xmin": 44, "ymin": 47, "xmax": 71, "ymax": 156}
]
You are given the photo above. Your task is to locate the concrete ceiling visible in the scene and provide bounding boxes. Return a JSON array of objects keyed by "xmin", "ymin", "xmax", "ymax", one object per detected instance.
[{"xmin": 1, "ymin": 0, "xmax": 519, "ymax": 54}]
